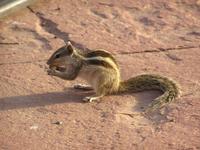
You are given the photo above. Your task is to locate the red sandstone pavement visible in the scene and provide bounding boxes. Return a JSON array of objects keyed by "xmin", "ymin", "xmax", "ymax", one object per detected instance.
[{"xmin": 0, "ymin": 0, "xmax": 200, "ymax": 150}]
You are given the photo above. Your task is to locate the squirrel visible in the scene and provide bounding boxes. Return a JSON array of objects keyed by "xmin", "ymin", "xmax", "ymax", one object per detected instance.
[{"xmin": 47, "ymin": 41, "xmax": 180, "ymax": 111}]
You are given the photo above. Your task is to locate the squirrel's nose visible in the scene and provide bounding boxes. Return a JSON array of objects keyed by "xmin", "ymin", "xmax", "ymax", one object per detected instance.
[{"xmin": 47, "ymin": 60, "xmax": 50, "ymax": 65}]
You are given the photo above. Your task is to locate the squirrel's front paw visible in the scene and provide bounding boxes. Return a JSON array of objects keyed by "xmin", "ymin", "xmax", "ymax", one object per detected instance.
[{"xmin": 47, "ymin": 69, "xmax": 56, "ymax": 75}]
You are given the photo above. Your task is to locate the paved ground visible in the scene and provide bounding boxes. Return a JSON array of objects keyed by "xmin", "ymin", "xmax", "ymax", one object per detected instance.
[{"xmin": 0, "ymin": 0, "xmax": 200, "ymax": 149}]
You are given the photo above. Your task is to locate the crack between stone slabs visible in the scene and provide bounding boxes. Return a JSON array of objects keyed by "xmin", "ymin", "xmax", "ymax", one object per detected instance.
[
  {"xmin": 117, "ymin": 45, "xmax": 200, "ymax": 55},
  {"xmin": 27, "ymin": 6, "xmax": 90, "ymax": 52},
  {"xmin": 0, "ymin": 42, "xmax": 19, "ymax": 45}
]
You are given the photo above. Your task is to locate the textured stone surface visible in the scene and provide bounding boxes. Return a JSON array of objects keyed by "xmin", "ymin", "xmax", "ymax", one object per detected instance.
[{"xmin": 0, "ymin": 0, "xmax": 200, "ymax": 149}]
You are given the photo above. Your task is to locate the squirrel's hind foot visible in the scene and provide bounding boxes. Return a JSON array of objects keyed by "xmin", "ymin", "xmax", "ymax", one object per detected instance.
[{"xmin": 82, "ymin": 95, "xmax": 104, "ymax": 103}]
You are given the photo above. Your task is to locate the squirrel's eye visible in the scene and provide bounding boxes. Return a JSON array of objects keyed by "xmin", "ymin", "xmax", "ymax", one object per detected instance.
[{"xmin": 55, "ymin": 54, "xmax": 60, "ymax": 58}]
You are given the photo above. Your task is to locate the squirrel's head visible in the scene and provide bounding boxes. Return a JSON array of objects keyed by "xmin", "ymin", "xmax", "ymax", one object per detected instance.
[{"xmin": 47, "ymin": 41, "xmax": 78, "ymax": 71}]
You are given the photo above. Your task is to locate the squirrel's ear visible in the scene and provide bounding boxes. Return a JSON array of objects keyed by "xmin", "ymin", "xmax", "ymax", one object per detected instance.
[{"xmin": 66, "ymin": 41, "xmax": 74, "ymax": 55}]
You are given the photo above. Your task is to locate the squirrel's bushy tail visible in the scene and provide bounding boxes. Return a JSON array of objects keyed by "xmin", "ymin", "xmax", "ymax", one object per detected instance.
[{"xmin": 118, "ymin": 74, "xmax": 180, "ymax": 111}]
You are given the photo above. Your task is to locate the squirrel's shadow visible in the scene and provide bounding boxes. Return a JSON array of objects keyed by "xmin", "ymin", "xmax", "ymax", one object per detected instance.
[
  {"xmin": 133, "ymin": 90, "xmax": 162, "ymax": 112},
  {"xmin": 0, "ymin": 87, "xmax": 164, "ymax": 115},
  {"xmin": 0, "ymin": 88, "xmax": 94, "ymax": 111}
]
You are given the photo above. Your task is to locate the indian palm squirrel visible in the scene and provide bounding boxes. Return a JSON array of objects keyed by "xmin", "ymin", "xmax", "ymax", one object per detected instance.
[{"xmin": 47, "ymin": 41, "xmax": 180, "ymax": 111}]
